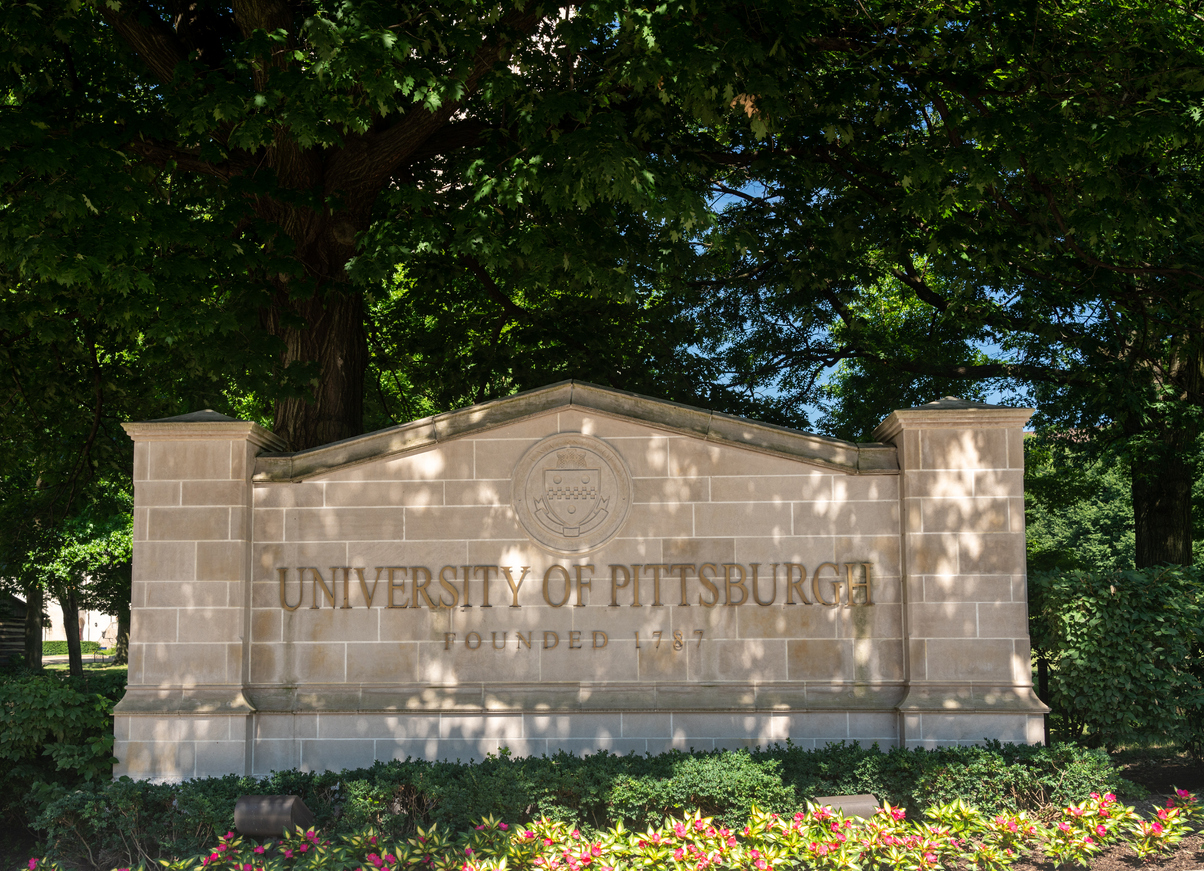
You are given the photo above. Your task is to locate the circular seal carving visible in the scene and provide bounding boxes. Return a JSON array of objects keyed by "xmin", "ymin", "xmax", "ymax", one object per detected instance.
[{"xmin": 512, "ymin": 433, "xmax": 632, "ymax": 555}]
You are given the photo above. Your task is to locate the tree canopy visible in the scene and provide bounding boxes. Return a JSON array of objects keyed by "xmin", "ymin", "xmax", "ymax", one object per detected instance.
[{"xmin": 2, "ymin": 0, "xmax": 1202, "ymax": 577}]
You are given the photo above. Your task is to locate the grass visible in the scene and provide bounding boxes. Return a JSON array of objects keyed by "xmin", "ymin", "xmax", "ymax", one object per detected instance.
[{"xmin": 42, "ymin": 660, "xmax": 127, "ymax": 678}]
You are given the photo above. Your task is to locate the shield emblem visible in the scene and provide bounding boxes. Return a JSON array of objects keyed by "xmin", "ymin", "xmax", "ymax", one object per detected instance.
[{"xmin": 539, "ymin": 467, "xmax": 604, "ymax": 535}]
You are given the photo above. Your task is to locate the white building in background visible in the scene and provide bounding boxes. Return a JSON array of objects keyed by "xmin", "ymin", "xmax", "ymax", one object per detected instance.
[{"xmin": 42, "ymin": 598, "xmax": 117, "ymax": 647}]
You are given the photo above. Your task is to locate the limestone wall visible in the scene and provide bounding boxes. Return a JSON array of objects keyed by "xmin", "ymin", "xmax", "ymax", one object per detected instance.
[{"xmin": 115, "ymin": 382, "xmax": 1044, "ymax": 780}]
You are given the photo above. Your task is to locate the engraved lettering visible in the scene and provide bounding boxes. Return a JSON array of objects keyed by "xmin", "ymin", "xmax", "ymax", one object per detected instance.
[
  {"xmin": 609, "ymin": 564, "xmax": 630, "ymax": 606},
  {"xmin": 751, "ymin": 563, "xmax": 775, "ymax": 606},
  {"xmin": 785, "ymin": 564, "xmax": 810, "ymax": 605},
  {"xmin": 412, "ymin": 566, "xmax": 438, "ymax": 609},
  {"xmin": 465, "ymin": 631, "xmax": 481, "ymax": 649},
  {"xmin": 438, "ymin": 565, "xmax": 460, "ymax": 608},
  {"xmin": 503, "ymin": 566, "xmax": 530, "ymax": 607},
  {"xmin": 516, "ymin": 632, "xmax": 532, "ymax": 649},
  {"xmin": 569, "ymin": 630, "xmax": 582, "ymax": 649},
  {"xmin": 646, "ymin": 564, "xmax": 670, "ymax": 606},
  {"xmin": 444, "ymin": 632, "xmax": 456, "ymax": 649},
  {"xmin": 574, "ymin": 564, "xmax": 594, "ymax": 606},
  {"xmin": 332, "ymin": 566, "xmax": 353, "ymax": 609},
  {"xmin": 475, "ymin": 565, "xmax": 497, "ymax": 607},
  {"xmin": 461, "ymin": 565, "xmax": 473, "ymax": 607},
  {"xmin": 670, "ymin": 564, "xmax": 695, "ymax": 606},
  {"xmin": 592, "ymin": 630, "xmax": 608, "ymax": 648},
  {"xmin": 386, "ymin": 567, "xmax": 407, "ymax": 609},
  {"xmin": 492, "ymin": 631, "xmax": 507, "ymax": 650},
  {"xmin": 357, "ymin": 568, "xmax": 381, "ymax": 608},
  {"xmin": 630, "ymin": 564, "xmax": 642, "ymax": 606},
  {"xmin": 813, "ymin": 562, "xmax": 840, "ymax": 607},
  {"xmin": 698, "ymin": 563, "xmax": 720, "ymax": 607},
  {"xmin": 846, "ymin": 563, "xmax": 873, "ymax": 606},
  {"xmin": 307, "ymin": 567, "xmax": 336, "ymax": 609},
  {"xmin": 543, "ymin": 565, "xmax": 571, "ymax": 607},
  {"xmin": 723, "ymin": 563, "xmax": 748, "ymax": 606},
  {"xmin": 543, "ymin": 631, "xmax": 559, "ymax": 649},
  {"xmin": 278, "ymin": 568, "xmax": 302, "ymax": 611}
]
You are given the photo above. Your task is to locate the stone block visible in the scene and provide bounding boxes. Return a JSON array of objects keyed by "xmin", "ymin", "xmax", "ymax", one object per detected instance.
[
  {"xmin": 710, "ymin": 475, "xmax": 834, "ymax": 503},
  {"xmin": 634, "ymin": 476, "xmax": 709, "ymax": 504},
  {"xmin": 919, "ymin": 498, "xmax": 1008, "ymax": 534},
  {"xmin": 293, "ymin": 643, "xmax": 347, "ymax": 683},
  {"xmin": 115, "ymin": 739, "xmax": 196, "ymax": 780},
  {"xmin": 689, "ymin": 638, "xmax": 787, "ymax": 682},
  {"xmin": 252, "ymin": 739, "xmax": 298, "ymax": 775},
  {"xmin": 144, "ymin": 581, "xmax": 225, "ymax": 609},
  {"xmin": 299, "ymin": 739, "xmax": 375, "ymax": 772},
  {"xmin": 197, "ymin": 542, "xmax": 247, "ymax": 581},
  {"xmin": 662, "ymin": 537, "xmax": 736, "ymax": 565},
  {"xmin": 668, "ymin": 440, "xmax": 814, "ymax": 479},
  {"xmin": 445, "ymin": 480, "xmax": 510, "ymax": 506},
  {"xmin": 254, "ymin": 509, "xmax": 285, "ymax": 542},
  {"xmin": 347, "ymin": 643, "xmax": 420, "ymax": 683},
  {"xmin": 795, "ymin": 501, "xmax": 899, "ymax": 537},
  {"xmin": 694, "ymin": 502, "xmax": 792, "ymax": 539},
  {"xmin": 286, "ymin": 507, "xmax": 406, "ymax": 542},
  {"xmin": 787, "ymin": 639, "xmax": 852, "ymax": 681},
  {"xmin": 148, "ymin": 440, "xmax": 235, "ymax": 481},
  {"xmin": 835, "ymin": 602, "xmax": 902, "ymax": 640},
  {"xmin": 559, "ymin": 410, "xmax": 669, "ymax": 439},
  {"xmin": 178, "ymin": 608, "xmax": 242, "ymax": 643},
  {"xmin": 958, "ymin": 533, "xmax": 1025, "ymax": 575},
  {"xmin": 923, "ymin": 575, "xmax": 1013, "ymax": 604},
  {"xmin": 442, "ymin": 714, "xmax": 526, "ymax": 740},
  {"xmin": 923, "ymin": 639, "xmax": 1016, "ymax": 682},
  {"xmin": 835, "ymin": 536, "xmax": 902, "ymax": 577},
  {"xmin": 919, "ymin": 429, "xmax": 1008, "ymax": 472},
  {"xmin": 131, "ymin": 608, "xmax": 179, "ymax": 644},
  {"xmin": 254, "ymin": 484, "xmax": 326, "ymax": 508},
  {"xmin": 905, "ymin": 533, "xmax": 959, "ymax": 574},
  {"xmin": 737, "ymin": 603, "xmax": 839, "ymax": 640},
  {"xmin": 907, "ymin": 603, "xmax": 977, "ymax": 639},
  {"xmin": 182, "ymin": 480, "xmax": 247, "ymax": 506},
  {"xmin": 976, "ymin": 603, "xmax": 1029, "ymax": 638},
  {"xmin": 902, "ymin": 469, "xmax": 974, "ymax": 499},
  {"xmin": 621, "ymin": 713, "xmax": 672, "ymax": 738},
  {"xmin": 832, "ymin": 475, "xmax": 899, "ymax": 502},
  {"xmin": 404, "ymin": 506, "xmax": 520, "ymax": 541},
  {"xmin": 320, "ymin": 440, "xmax": 475, "ymax": 482},
  {"xmin": 148, "ymin": 507, "xmax": 230, "ymax": 541},
  {"xmin": 971, "ymin": 470, "xmax": 1024, "ymax": 498},
  {"xmin": 325, "ymin": 482, "xmax": 443, "ymax": 507},
  {"xmin": 136, "ymin": 481, "xmax": 182, "ymax": 506},
  {"xmin": 255, "ymin": 714, "xmax": 319, "ymax": 740}
]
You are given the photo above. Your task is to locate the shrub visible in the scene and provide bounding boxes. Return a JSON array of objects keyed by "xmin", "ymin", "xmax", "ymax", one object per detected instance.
[
  {"xmin": 42, "ymin": 641, "xmax": 104, "ymax": 656},
  {"xmin": 1029, "ymin": 565, "xmax": 1204, "ymax": 748},
  {"xmin": 25, "ymin": 791, "xmax": 1204, "ymax": 871},
  {"xmin": 29, "ymin": 742, "xmax": 1141, "ymax": 868}
]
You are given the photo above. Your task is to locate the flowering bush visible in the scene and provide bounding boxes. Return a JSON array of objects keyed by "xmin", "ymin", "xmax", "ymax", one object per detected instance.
[{"xmin": 23, "ymin": 789, "xmax": 1202, "ymax": 871}]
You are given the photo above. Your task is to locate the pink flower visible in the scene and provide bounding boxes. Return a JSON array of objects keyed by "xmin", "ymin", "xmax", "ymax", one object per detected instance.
[
  {"xmin": 674, "ymin": 849, "xmax": 685, "ymax": 861},
  {"xmin": 226, "ymin": 831, "xmax": 235, "ymax": 839},
  {"xmin": 28, "ymin": 862, "xmax": 37, "ymax": 871},
  {"xmin": 891, "ymin": 808, "xmax": 906, "ymax": 821},
  {"xmin": 694, "ymin": 820, "xmax": 705, "ymax": 832},
  {"xmin": 591, "ymin": 845, "xmax": 601, "ymax": 856},
  {"xmin": 1083, "ymin": 837, "xmax": 1094, "ymax": 846},
  {"xmin": 572, "ymin": 830, "xmax": 581, "ymax": 840},
  {"xmin": 1096, "ymin": 824, "xmax": 1106, "ymax": 836},
  {"xmin": 1090, "ymin": 793, "xmax": 1099, "ymax": 800},
  {"xmin": 726, "ymin": 838, "xmax": 736, "ymax": 848},
  {"xmin": 254, "ymin": 846, "xmax": 265, "ymax": 855},
  {"xmin": 1152, "ymin": 822, "xmax": 1164, "ymax": 835},
  {"xmin": 1178, "ymin": 789, "xmax": 1191, "ymax": 798},
  {"xmin": 525, "ymin": 831, "xmax": 535, "ymax": 839},
  {"xmin": 674, "ymin": 823, "xmax": 687, "ymax": 837},
  {"xmin": 500, "ymin": 824, "xmax": 509, "ymax": 830},
  {"xmin": 754, "ymin": 862, "xmax": 766, "ymax": 870},
  {"xmin": 544, "ymin": 839, "xmax": 554, "ymax": 847},
  {"xmin": 476, "ymin": 825, "xmax": 485, "ymax": 830},
  {"xmin": 466, "ymin": 848, "xmax": 474, "ymax": 855},
  {"xmin": 1057, "ymin": 822, "xmax": 1070, "ymax": 832},
  {"xmin": 284, "ymin": 849, "xmax": 294, "ymax": 859}
]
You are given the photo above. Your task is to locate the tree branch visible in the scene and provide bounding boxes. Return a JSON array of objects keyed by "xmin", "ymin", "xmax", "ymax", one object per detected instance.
[{"xmin": 97, "ymin": 2, "xmax": 189, "ymax": 86}]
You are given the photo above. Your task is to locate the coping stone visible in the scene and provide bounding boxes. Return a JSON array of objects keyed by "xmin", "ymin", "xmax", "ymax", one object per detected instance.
[{"xmin": 251, "ymin": 380, "xmax": 902, "ymax": 482}]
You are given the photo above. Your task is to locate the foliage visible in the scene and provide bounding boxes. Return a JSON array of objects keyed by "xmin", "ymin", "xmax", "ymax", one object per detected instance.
[
  {"xmin": 26, "ymin": 792, "xmax": 1204, "ymax": 871},
  {"xmin": 1029, "ymin": 565, "xmax": 1204, "ymax": 748},
  {"xmin": 42, "ymin": 641, "xmax": 103, "ymax": 656},
  {"xmin": 0, "ymin": 667, "xmax": 124, "ymax": 840},
  {"xmin": 28, "ymin": 742, "xmax": 1138, "ymax": 868}
]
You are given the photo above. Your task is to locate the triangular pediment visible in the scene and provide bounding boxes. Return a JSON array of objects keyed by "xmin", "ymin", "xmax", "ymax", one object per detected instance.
[{"xmin": 252, "ymin": 381, "xmax": 897, "ymax": 482}]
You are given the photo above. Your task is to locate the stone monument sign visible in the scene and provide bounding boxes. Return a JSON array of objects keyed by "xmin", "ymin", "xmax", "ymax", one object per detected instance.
[{"xmin": 115, "ymin": 381, "xmax": 1045, "ymax": 780}]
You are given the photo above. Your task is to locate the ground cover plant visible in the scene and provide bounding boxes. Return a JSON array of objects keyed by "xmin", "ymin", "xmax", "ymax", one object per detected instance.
[
  {"xmin": 27, "ymin": 742, "xmax": 1138, "ymax": 869},
  {"xmin": 24, "ymin": 790, "xmax": 1204, "ymax": 871}
]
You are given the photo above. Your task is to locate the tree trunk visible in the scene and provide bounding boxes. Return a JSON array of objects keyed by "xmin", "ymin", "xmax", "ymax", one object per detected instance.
[
  {"xmin": 1131, "ymin": 441, "xmax": 1194, "ymax": 567},
  {"xmin": 115, "ymin": 604, "xmax": 130, "ymax": 666},
  {"xmin": 23, "ymin": 583, "xmax": 43, "ymax": 671},
  {"xmin": 268, "ymin": 286, "xmax": 367, "ymax": 451},
  {"xmin": 61, "ymin": 587, "xmax": 83, "ymax": 677}
]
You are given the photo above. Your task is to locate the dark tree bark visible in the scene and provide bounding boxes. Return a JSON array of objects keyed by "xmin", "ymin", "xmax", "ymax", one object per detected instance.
[
  {"xmin": 60, "ymin": 586, "xmax": 83, "ymax": 677},
  {"xmin": 1132, "ymin": 444, "xmax": 1195, "ymax": 568},
  {"xmin": 23, "ymin": 583, "xmax": 43, "ymax": 670},
  {"xmin": 115, "ymin": 604, "xmax": 130, "ymax": 666}
]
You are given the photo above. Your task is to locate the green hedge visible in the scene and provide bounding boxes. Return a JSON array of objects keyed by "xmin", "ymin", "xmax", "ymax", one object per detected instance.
[
  {"xmin": 41, "ymin": 640, "xmax": 103, "ymax": 656},
  {"xmin": 31, "ymin": 741, "xmax": 1139, "ymax": 868}
]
